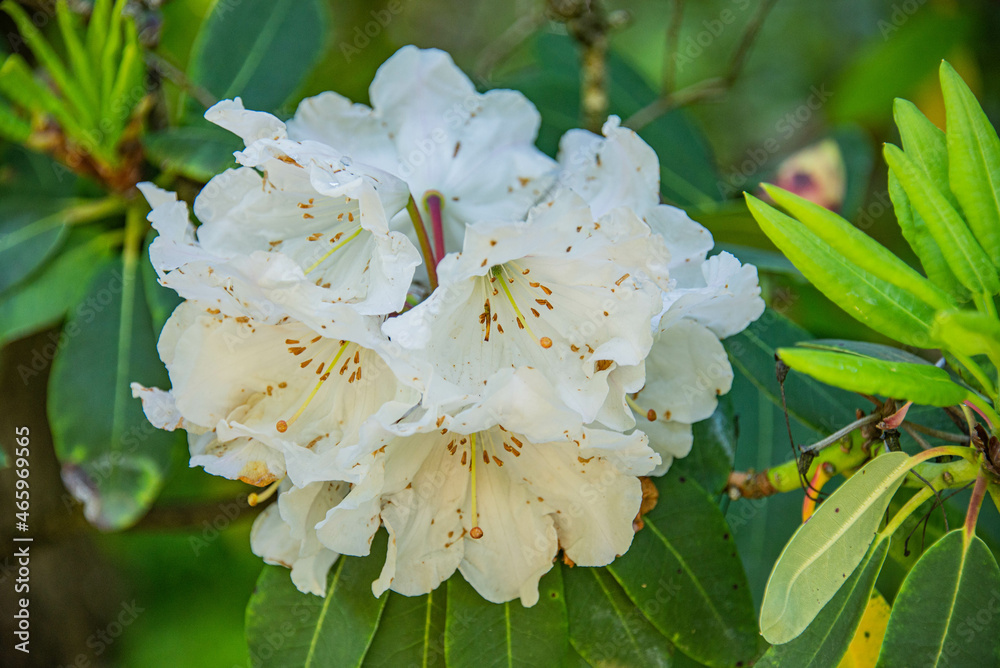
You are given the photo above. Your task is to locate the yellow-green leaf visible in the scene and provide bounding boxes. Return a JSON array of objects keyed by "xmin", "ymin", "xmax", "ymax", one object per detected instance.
[
  {"xmin": 760, "ymin": 452, "xmax": 912, "ymax": 644},
  {"xmin": 761, "ymin": 183, "xmax": 953, "ymax": 311},
  {"xmin": 884, "ymin": 143, "xmax": 1000, "ymax": 295},
  {"xmin": 777, "ymin": 347, "xmax": 974, "ymax": 407},
  {"xmin": 746, "ymin": 193, "xmax": 937, "ymax": 347},
  {"xmin": 940, "ymin": 60, "xmax": 1000, "ymax": 270}
]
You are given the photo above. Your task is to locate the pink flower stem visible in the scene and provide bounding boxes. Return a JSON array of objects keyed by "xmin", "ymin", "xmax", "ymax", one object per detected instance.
[{"xmin": 424, "ymin": 191, "xmax": 446, "ymax": 263}]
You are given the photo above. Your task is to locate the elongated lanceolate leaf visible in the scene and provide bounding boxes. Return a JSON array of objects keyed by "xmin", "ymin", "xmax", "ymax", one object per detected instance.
[
  {"xmin": 777, "ymin": 347, "xmax": 974, "ymax": 407},
  {"xmin": 760, "ymin": 452, "xmax": 911, "ymax": 644}
]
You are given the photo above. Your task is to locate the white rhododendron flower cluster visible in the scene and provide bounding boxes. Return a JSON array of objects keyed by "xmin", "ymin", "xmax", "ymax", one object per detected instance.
[{"xmin": 132, "ymin": 46, "xmax": 764, "ymax": 606}]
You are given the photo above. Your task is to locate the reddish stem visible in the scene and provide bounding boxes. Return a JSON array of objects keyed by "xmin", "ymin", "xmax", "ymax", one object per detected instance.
[
  {"xmin": 425, "ymin": 191, "xmax": 446, "ymax": 262},
  {"xmin": 964, "ymin": 470, "xmax": 988, "ymax": 547}
]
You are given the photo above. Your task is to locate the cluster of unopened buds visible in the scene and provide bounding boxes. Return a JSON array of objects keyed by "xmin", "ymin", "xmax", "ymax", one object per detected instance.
[{"xmin": 133, "ymin": 46, "xmax": 764, "ymax": 605}]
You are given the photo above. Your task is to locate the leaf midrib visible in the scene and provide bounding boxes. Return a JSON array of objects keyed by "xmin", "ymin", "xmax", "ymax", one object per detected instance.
[{"xmin": 304, "ymin": 557, "xmax": 346, "ymax": 667}]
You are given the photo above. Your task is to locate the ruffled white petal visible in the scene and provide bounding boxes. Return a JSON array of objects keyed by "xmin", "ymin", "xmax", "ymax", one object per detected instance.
[
  {"xmin": 157, "ymin": 300, "xmax": 420, "ymax": 487},
  {"xmin": 250, "ymin": 480, "xmax": 347, "ymax": 596},
  {"xmin": 288, "ymin": 46, "xmax": 556, "ymax": 253},
  {"xmin": 383, "ymin": 192, "xmax": 666, "ymax": 425},
  {"xmin": 556, "ymin": 116, "xmax": 660, "ymax": 218},
  {"xmin": 659, "ymin": 252, "xmax": 765, "ymax": 338}
]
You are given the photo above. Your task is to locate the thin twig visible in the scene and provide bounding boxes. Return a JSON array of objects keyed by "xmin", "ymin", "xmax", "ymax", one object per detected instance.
[
  {"xmin": 900, "ymin": 423, "xmax": 932, "ymax": 450},
  {"xmin": 145, "ymin": 52, "xmax": 218, "ymax": 110},
  {"xmin": 474, "ymin": 11, "xmax": 548, "ymax": 82},
  {"xmin": 661, "ymin": 0, "xmax": 685, "ymax": 94},
  {"xmin": 800, "ymin": 413, "xmax": 881, "ymax": 455},
  {"xmin": 904, "ymin": 421, "xmax": 972, "ymax": 444},
  {"xmin": 625, "ymin": 0, "xmax": 779, "ymax": 130}
]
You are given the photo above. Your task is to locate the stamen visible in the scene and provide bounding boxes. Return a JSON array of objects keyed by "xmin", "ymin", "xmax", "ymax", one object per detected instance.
[
  {"xmin": 469, "ymin": 432, "xmax": 483, "ymax": 539},
  {"xmin": 493, "ymin": 265, "xmax": 541, "ymax": 343},
  {"xmin": 304, "ymin": 227, "xmax": 363, "ymax": 274},
  {"xmin": 275, "ymin": 341, "xmax": 350, "ymax": 433},
  {"xmin": 247, "ymin": 478, "xmax": 282, "ymax": 506}
]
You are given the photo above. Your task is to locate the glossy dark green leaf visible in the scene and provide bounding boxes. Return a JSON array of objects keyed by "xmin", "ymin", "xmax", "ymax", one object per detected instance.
[
  {"xmin": 724, "ymin": 308, "xmax": 857, "ymax": 436},
  {"xmin": 245, "ymin": 532, "xmax": 389, "ymax": 668},
  {"xmin": 940, "ymin": 61, "xmax": 1000, "ymax": 271},
  {"xmin": 47, "ymin": 251, "xmax": 177, "ymax": 530},
  {"xmin": 756, "ymin": 539, "xmax": 890, "ymax": 668},
  {"xmin": 0, "ymin": 208, "xmax": 68, "ymax": 296},
  {"xmin": 608, "ymin": 473, "xmax": 756, "ymax": 667},
  {"xmin": 777, "ymin": 347, "xmax": 973, "ymax": 407},
  {"xmin": 884, "ymin": 144, "xmax": 1000, "ymax": 295},
  {"xmin": 746, "ymin": 193, "xmax": 937, "ymax": 348},
  {"xmin": 760, "ymin": 452, "xmax": 910, "ymax": 644},
  {"xmin": 761, "ymin": 183, "xmax": 952, "ymax": 311},
  {"xmin": 446, "ymin": 567, "xmax": 568, "ymax": 668},
  {"xmin": 187, "ymin": 0, "xmax": 327, "ymax": 114},
  {"xmin": 362, "ymin": 588, "xmax": 446, "ymax": 668},
  {"xmin": 671, "ymin": 396, "xmax": 737, "ymax": 496},
  {"xmin": 878, "ymin": 530, "xmax": 1000, "ymax": 667},
  {"xmin": 563, "ymin": 565, "xmax": 672, "ymax": 668},
  {"xmin": 499, "ymin": 34, "xmax": 719, "ymax": 208},
  {"xmin": 142, "ymin": 123, "xmax": 241, "ymax": 183},
  {"xmin": 0, "ymin": 229, "xmax": 117, "ymax": 347},
  {"xmin": 799, "ymin": 339, "xmax": 931, "ymax": 365}
]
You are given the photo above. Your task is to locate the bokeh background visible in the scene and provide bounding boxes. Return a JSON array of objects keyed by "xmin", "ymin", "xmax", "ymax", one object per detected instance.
[{"xmin": 1, "ymin": 0, "xmax": 999, "ymax": 665}]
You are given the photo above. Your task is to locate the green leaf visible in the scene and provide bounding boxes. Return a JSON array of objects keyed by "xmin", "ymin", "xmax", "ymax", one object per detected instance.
[
  {"xmin": 563, "ymin": 565, "xmax": 672, "ymax": 668},
  {"xmin": 830, "ymin": 9, "xmax": 967, "ymax": 124},
  {"xmin": 671, "ymin": 397, "xmax": 736, "ymax": 496},
  {"xmin": 761, "ymin": 183, "xmax": 953, "ymax": 311},
  {"xmin": 757, "ymin": 538, "xmax": 890, "ymax": 668},
  {"xmin": 55, "ymin": 0, "xmax": 98, "ymax": 110},
  {"xmin": 0, "ymin": 99, "xmax": 29, "ymax": 142},
  {"xmin": 888, "ymin": 168, "xmax": 968, "ymax": 302},
  {"xmin": 0, "ymin": 54, "xmax": 86, "ymax": 138},
  {"xmin": 0, "ymin": 229, "xmax": 117, "ymax": 347},
  {"xmin": 446, "ymin": 567, "xmax": 568, "ymax": 668},
  {"xmin": 932, "ymin": 309, "xmax": 1000, "ymax": 361},
  {"xmin": 245, "ymin": 532, "xmax": 389, "ymax": 668},
  {"xmin": 362, "ymin": 588, "xmax": 445, "ymax": 668},
  {"xmin": 187, "ymin": 0, "xmax": 327, "ymax": 114},
  {"xmin": 142, "ymin": 123, "xmax": 241, "ymax": 183},
  {"xmin": 47, "ymin": 250, "xmax": 176, "ymax": 530},
  {"xmin": 745, "ymin": 193, "xmax": 937, "ymax": 347},
  {"xmin": 759, "ymin": 452, "xmax": 911, "ymax": 644},
  {"xmin": 884, "ymin": 143, "xmax": 1000, "ymax": 295},
  {"xmin": 798, "ymin": 339, "xmax": 931, "ymax": 365},
  {"xmin": 893, "ymin": 98, "xmax": 951, "ymax": 195},
  {"xmin": 608, "ymin": 473, "xmax": 756, "ymax": 667},
  {"xmin": 940, "ymin": 61, "xmax": 1000, "ymax": 271},
  {"xmin": 724, "ymin": 308, "xmax": 857, "ymax": 435},
  {"xmin": 1, "ymin": 0, "xmax": 95, "ymax": 125},
  {"xmin": 0, "ymin": 209, "xmax": 68, "ymax": 296},
  {"xmin": 777, "ymin": 347, "xmax": 974, "ymax": 407},
  {"xmin": 877, "ymin": 530, "xmax": 1000, "ymax": 667}
]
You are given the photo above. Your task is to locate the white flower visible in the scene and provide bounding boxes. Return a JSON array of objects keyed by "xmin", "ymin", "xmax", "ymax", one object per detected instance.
[
  {"xmin": 554, "ymin": 116, "xmax": 764, "ymax": 471},
  {"xmin": 250, "ymin": 480, "xmax": 347, "ymax": 596},
  {"xmin": 630, "ymin": 253, "xmax": 764, "ymax": 474},
  {"xmin": 138, "ymin": 128, "xmax": 420, "ymax": 327},
  {"xmin": 285, "ymin": 45, "xmax": 557, "ymax": 254},
  {"xmin": 131, "ymin": 299, "xmax": 421, "ymax": 488},
  {"xmin": 311, "ymin": 369, "xmax": 659, "ymax": 605},
  {"xmin": 382, "ymin": 191, "xmax": 669, "ymax": 427}
]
